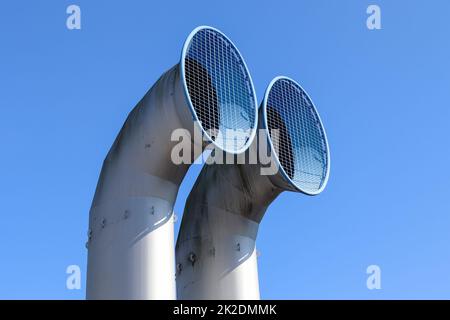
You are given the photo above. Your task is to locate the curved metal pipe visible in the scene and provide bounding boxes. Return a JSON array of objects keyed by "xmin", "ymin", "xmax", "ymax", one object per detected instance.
[
  {"xmin": 86, "ymin": 26, "xmax": 258, "ymax": 300},
  {"xmin": 176, "ymin": 76, "xmax": 330, "ymax": 299}
]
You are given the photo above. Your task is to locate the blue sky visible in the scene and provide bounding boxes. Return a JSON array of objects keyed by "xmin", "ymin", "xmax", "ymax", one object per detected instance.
[{"xmin": 0, "ymin": 0, "xmax": 449, "ymax": 299}]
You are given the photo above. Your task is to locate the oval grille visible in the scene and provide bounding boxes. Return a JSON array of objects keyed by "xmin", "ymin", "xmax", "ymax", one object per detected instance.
[
  {"xmin": 266, "ymin": 78, "xmax": 329, "ymax": 193},
  {"xmin": 183, "ymin": 27, "xmax": 257, "ymax": 153}
]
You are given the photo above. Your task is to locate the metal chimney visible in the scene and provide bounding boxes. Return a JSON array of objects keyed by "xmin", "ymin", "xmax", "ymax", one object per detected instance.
[
  {"xmin": 86, "ymin": 26, "xmax": 258, "ymax": 299},
  {"xmin": 176, "ymin": 76, "xmax": 330, "ymax": 299}
]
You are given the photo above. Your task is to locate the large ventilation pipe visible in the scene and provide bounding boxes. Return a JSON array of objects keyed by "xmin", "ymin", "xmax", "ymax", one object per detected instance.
[
  {"xmin": 86, "ymin": 26, "xmax": 258, "ymax": 299},
  {"xmin": 176, "ymin": 76, "xmax": 330, "ymax": 299}
]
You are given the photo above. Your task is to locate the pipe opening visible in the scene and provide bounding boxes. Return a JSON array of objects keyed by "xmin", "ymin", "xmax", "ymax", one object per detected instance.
[
  {"xmin": 265, "ymin": 78, "xmax": 329, "ymax": 194},
  {"xmin": 183, "ymin": 27, "xmax": 257, "ymax": 153}
]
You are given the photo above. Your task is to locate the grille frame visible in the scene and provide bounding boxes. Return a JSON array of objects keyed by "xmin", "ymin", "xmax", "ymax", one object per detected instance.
[
  {"xmin": 180, "ymin": 26, "xmax": 258, "ymax": 155},
  {"xmin": 262, "ymin": 76, "xmax": 330, "ymax": 195}
]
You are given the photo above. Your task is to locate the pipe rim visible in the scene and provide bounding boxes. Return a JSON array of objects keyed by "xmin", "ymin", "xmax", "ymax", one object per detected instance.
[
  {"xmin": 262, "ymin": 76, "xmax": 331, "ymax": 195},
  {"xmin": 180, "ymin": 25, "xmax": 258, "ymax": 155}
]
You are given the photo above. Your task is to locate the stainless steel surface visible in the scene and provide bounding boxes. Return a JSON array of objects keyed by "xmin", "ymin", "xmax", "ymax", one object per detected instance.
[{"xmin": 86, "ymin": 26, "xmax": 258, "ymax": 300}]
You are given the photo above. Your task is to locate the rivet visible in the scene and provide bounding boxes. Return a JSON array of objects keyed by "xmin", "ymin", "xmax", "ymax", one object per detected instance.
[
  {"xmin": 150, "ymin": 206, "xmax": 155, "ymax": 215},
  {"xmin": 101, "ymin": 218, "xmax": 106, "ymax": 228},
  {"xmin": 236, "ymin": 243, "xmax": 241, "ymax": 251},
  {"xmin": 176, "ymin": 263, "xmax": 183, "ymax": 274},
  {"xmin": 87, "ymin": 228, "xmax": 92, "ymax": 243},
  {"xmin": 188, "ymin": 252, "xmax": 197, "ymax": 265}
]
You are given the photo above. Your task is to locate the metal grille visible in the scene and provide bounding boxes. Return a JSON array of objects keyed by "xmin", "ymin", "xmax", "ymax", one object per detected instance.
[
  {"xmin": 184, "ymin": 27, "xmax": 256, "ymax": 152},
  {"xmin": 266, "ymin": 78, "xmax": 328, "ymax": 193}
]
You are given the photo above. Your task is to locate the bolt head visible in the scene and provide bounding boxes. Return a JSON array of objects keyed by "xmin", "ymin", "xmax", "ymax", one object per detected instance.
[{"xmin": 188, "ymin": 252, "xmax": 197, "ymax": 264}]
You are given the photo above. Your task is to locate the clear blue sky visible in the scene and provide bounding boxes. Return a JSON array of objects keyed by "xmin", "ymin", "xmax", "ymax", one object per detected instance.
[{"xmin": 1, "ymin": 0, "xmax": 449, "ymax": 299}]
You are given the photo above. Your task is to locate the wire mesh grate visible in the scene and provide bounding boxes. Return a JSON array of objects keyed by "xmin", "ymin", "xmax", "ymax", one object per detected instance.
[
  {"xmin": 184, "ymin": 28, "xmax": 256, "ymax": 152},
  {"xmin": 266, "ymin": 78, "xmax": 328, "ymax": 193}
]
